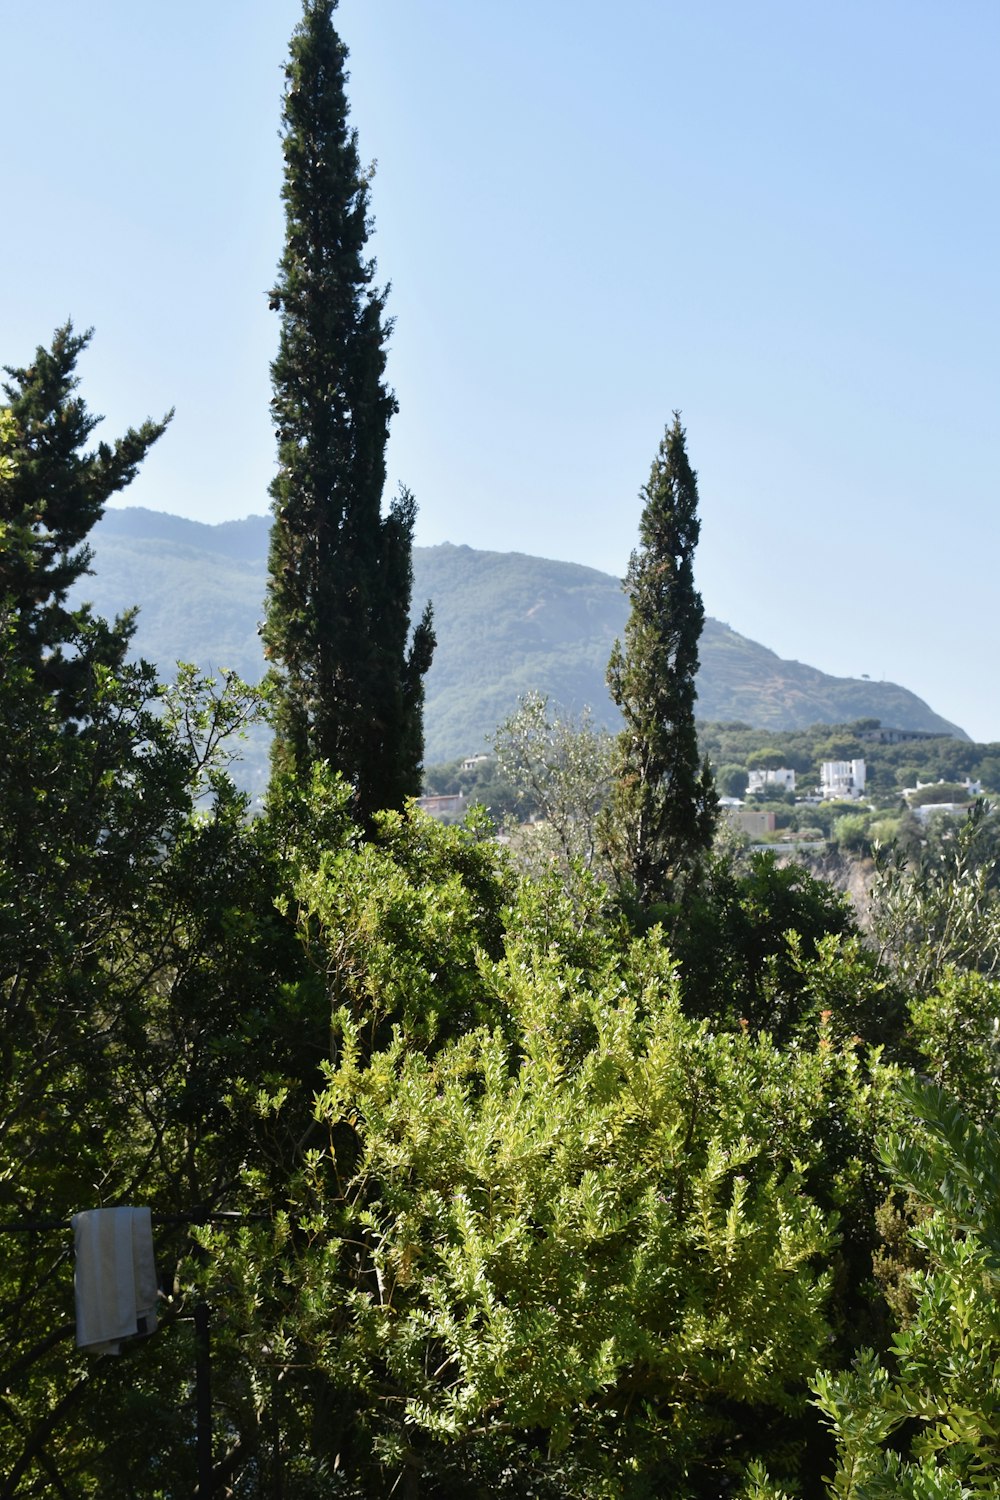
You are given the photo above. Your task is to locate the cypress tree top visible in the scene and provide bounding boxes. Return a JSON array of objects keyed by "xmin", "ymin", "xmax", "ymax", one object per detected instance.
[{"xmin": 262, "ymin": 0, "xmax": 433, "ymax": 819}]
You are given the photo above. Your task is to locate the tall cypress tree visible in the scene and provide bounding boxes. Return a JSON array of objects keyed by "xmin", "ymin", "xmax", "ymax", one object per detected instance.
[
  {"xmin": 604, "ymin": 414, "xmax": 717, "ymax": 906},
  {"xmin": 262, "ymin": 0, "xmax": 434, "ymax": 820}
]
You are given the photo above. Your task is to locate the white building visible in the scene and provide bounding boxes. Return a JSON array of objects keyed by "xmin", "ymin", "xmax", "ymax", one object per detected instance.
[
  {"xmin": 904, "ymin": 777, "xmax": 982, "ymax": 801},
  {"xmin": 912, "ymin": 802, "xmax": 970, "ymax": 825},
  {"xmin": 746, "ymin": 767, "xmax": 796, "ymax": 795},
  {"xmin": 904, "ymin": 778, "xmax": 982, "ymax": 823},
  {"xmin": 821, "ymin": 759, "xmax": 866, "ymax": 800}
]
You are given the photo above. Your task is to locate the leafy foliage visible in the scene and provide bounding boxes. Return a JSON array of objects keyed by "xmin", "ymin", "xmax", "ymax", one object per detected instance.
[
  {"xmin": 908, "ymin": 968, "xmax": 1000, "ymax": 1126},
  {"xmin": 493, "ymin": 691, "xmax": 613, "ymax": 882},
  {"xmin": 203, "ymin": 844, "xmax": 894, "ymax": 1497},
  {"xmin": 670, "ymin": 852, "xmax": 881, "ymax": 1040},
  {"xmin": 809, "ymin": 1081, "xmax": 1000, "ymax": 1497},
  {"xmin": 869, "ymin": 802, "xmax": 1000, "ymax": 994}
]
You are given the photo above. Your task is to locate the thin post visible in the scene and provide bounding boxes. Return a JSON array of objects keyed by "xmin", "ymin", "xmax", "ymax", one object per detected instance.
[{"xmin": 194, "ymin": 1302, "xmax": 212, "ymax": 1497}]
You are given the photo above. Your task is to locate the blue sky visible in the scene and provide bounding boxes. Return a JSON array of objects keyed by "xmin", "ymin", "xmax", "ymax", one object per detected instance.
[{"xmin": 3, "ymin": 2, "xmax": 998, "ymax": 739}]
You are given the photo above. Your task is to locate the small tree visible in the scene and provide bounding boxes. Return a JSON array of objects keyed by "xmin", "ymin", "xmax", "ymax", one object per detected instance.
[
  {"xmin": 869, "ymin": 801, "xmax": 1000, "ymax": 993},
  {"xmin": 717, "ymin": 763, "xmax": 750, "ymax": 799},
  {"xmin": 604, "ymin": 414, "xmax": 717, "ymax": 906},
  {"xmin": 747, "ymin": 747, "xmax": 789, "ymax": 773},
  {"xmin": 262, "ymin": 0, "xmax": 434, "ymax": 822},
  {"xmin": 816, "ymin": 736, "xmax": 864, "ymax": 763},
  {"xmin": 493, "ymin": 691, "xmax": 613, "ymax": 878}
]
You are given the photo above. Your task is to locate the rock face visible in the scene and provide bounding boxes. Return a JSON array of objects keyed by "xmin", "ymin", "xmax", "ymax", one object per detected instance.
[{"xmin": 80, "ymin": 509, "xmax": 966, "ymax": 765}]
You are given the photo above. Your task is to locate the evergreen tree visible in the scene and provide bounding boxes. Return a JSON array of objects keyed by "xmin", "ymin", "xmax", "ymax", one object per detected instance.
[
  {"xmin": 0, "ymin": 330, "xmax": 318, "ymax": 1496},
  {"xmin": 1, "ymin": 323, "xmax": 169, "ymax": 709},
  {"xmin": 604, "ymin": 414, "xmax": 717, "ymax": 905},
  {"xmin": 262, "ymin": 0, "xmax": 434, "ymax": 821}
]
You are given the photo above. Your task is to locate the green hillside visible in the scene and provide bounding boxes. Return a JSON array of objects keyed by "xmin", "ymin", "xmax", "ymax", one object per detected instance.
[{"xmin": 78, "ymin": 508, "xmax": 966, "ymax": 766}]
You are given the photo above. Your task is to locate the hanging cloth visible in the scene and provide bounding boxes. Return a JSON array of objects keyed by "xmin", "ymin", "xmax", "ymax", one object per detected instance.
[{"xmin": 72, "ymin": 1206, "xmax": 159, "ymax": 1354}]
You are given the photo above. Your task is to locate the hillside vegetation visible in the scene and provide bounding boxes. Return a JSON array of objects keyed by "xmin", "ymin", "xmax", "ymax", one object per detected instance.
[{"xmin": 81, "ymin": 508, "xmax": 965, "ymax": 766}]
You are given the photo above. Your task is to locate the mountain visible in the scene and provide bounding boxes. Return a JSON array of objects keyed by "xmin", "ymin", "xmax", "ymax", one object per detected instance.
[{"xmin": 76, "ymin": 508, "xmax": 967, "ymax": 768}]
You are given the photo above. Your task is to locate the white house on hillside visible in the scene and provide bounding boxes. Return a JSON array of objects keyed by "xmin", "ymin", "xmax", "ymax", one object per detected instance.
[
  {"xmin": 821, "ymin": 759, "xmax": 866, "ymax": 800},
  {"xmin": 904, "ymin": 777, "xmax": 982, "ymax": 802},
  {"xmin": 747, "ymin": 767, "xmax": 796, "ymax": 795},
  {"xmin": 903, "ymin": 778, "xmax": 983, "ymax": 824}
]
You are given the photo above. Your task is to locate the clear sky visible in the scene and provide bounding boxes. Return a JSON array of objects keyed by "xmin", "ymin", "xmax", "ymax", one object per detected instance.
[{"xmin": 3, "ymin": 2, "xmax": 998, "ymax": 739}]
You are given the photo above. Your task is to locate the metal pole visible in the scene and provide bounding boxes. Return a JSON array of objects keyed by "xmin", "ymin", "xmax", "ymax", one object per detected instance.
[{"xmin": 193, "ymin": 1302, "xmax": 212, "ymax": 1497}]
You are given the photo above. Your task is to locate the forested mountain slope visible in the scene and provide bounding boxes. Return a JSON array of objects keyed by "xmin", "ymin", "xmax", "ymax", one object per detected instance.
[{"xmin": 81, "ymin": 508, "xmax": 966, "ymax": 761}]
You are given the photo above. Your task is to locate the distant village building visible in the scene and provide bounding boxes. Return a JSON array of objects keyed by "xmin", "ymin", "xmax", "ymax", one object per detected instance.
[
  {"xmin": 821, "ymin": 759, "xmax": 866, "ymax": 800},
  {"xmin": 461, "ymin": 754, "xmax": 491, "ymax": 772},
  {"xmin": 726, "ymin": 808, "xmax": 777, "ymax": 837},
  {"xmin": 911, "ymin": 801, "xmax": 972, "ymax": 825},
  {"xmin": 746, "ymin": 767, "xmax": 796, "ymax": 795},
  {"xmin": 855, "ymin": 726, "xmax": 944, "ymax": 746},
  {"xmin": 903, "ymin": 777, "xmax": 982, "ymax": 801},
  {"xmin": 903, "ymin": 778, "xmax": 982, "ymax": 823}
]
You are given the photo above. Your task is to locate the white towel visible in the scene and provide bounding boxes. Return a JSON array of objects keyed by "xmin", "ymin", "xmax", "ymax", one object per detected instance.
[{"xmin": 72, "ymin": 1206, "xmax": 159, "ymax": 1354}]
